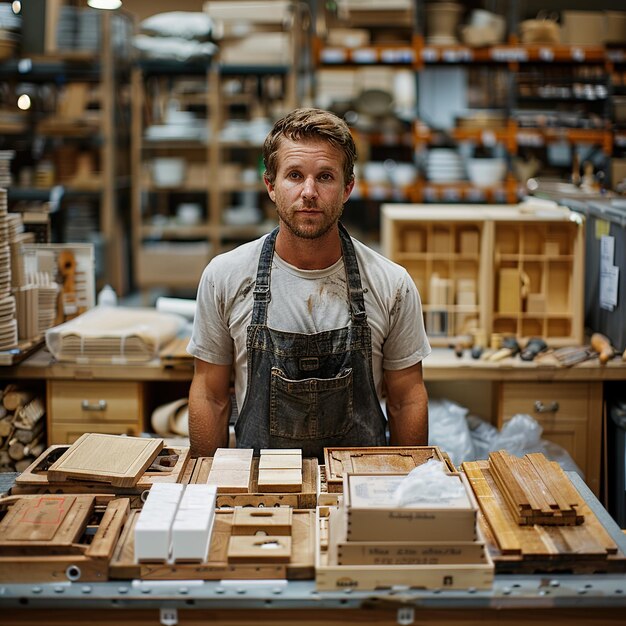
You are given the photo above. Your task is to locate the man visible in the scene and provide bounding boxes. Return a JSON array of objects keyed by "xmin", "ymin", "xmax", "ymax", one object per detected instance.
[{"xmin": 187, "ymin": 107, "xmax": 430, "ymax": 459}]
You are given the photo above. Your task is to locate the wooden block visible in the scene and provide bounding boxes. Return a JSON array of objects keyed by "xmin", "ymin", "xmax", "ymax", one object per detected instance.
[
  {"xmin": 231, "ymin": 507, "xmax": 292, "ymax": 535},
  {"xmin": 260, "ymin": 449, "xmax": 302, "ymax": 456},
  {"xmin": 257, "ymin": 469, "xmax": 302, "ymax": 493},
  {"xmin": 206, "ymin": 470, "xmax": 251, "ymax": 493},
  {"xmin": 259, "ymin": 454, "xmax": 302, "ymax": 470},
  {"xmin": 526, "ymin": 293, "xmax": 546, "ymax": 313},
  {"xmin": 459, "ymin": 230, "xmax": 480, "ymax": 255},
  {"xmin": 403, "ymin": 228, "xmax": 424, "ymax": 252},
  {"xmin": 207, "ymin": 448, "xmax": 253, "ymax": 493},
  {"xmin": 46, "ymin": 433, "xmax": 164, "ymax": 488},
  {"xmin": 544, "ymin": 241, "xmax": 560, "ymax": 256},
  {"xmin": 498, "ymin": 268, "xmax": 521, "ymax": 314},
  {"xmin": 227, "ymin": 535, "xmax": 292, "ymax": 563},
  {"xmin": 432, "ymin": 230, "xmax": 450, "ymax": 253}
]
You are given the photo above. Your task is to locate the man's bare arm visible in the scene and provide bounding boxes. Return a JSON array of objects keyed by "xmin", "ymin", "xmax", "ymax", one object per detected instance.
[
  {"xmin": 188, "ymin": 358, "xmax": 232, "ymax": 457},
  {"xmin": 383, "ymin": 362, "xmax": 428, "ymax": 446}
]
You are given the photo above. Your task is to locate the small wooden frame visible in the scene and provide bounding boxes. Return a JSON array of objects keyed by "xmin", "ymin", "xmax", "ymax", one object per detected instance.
[
  {"xmin": 46, "ymin": 433, "xmax": 163, "ymax": 488},
  {"xmin": 0, "ymin": 494, "xmax": 129, "ymax": 583},
  {"xmin": 323, "ymin": 446, "xmax": 448, "ymax": 494}
]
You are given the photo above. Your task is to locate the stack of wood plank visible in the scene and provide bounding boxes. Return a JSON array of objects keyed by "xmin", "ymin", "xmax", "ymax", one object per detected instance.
[
  {"xmin": 488, "ymin": 450, "xmax": 584, "ymax": 525},
  {"xmin": 462, "ymin": 452, "xmax": 626, "ymax": 574},
  {"xmin": 0, "ymin": 384, "xmax": 46, "ymax": 473}
]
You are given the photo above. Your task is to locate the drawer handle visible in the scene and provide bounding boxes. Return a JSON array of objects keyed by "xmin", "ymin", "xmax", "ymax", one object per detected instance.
[
  {"xmin": 534, "ymin": 400, "xmax": 559, "ymax": 414},
  {"xmin": 81, "ymin": 399, "xmax": 107, "ymax": 412}
]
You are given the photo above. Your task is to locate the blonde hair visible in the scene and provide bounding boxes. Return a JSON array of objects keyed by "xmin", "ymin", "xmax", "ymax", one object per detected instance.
[{"xmin": 263, "ymin": 108, "xmax": 356, "ymax": 185}]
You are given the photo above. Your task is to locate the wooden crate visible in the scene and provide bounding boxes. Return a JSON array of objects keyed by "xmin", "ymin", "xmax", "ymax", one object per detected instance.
[
  {"xmin": 315, "ymin": 507, "xmax": 493, "ymax": 591},
  {"xmin": 109, "ymin": 509, "xmax": 315, "ymax": 581},
  {"xmin": 0, "ymin": 494, "xmax": 129, "ymax": 583},
  {"xmin": 343, "ymin": 472, "xmax": 478, "ymax": 543}
]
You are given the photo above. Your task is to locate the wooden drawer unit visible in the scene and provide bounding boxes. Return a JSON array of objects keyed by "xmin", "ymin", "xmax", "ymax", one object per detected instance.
[
  {"xmin": 498, "ymin": 381, "xmax": 602, "ymax": 496},
  {"xmin": 47, "ymin": 380, "xmax": 145, "ymax": 445}
]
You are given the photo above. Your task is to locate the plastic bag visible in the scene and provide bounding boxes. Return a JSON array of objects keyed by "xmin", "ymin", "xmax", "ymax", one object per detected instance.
[
  {"xmin": 393, "ymin": 459, "xmax": 469, "ymax": 508},
  {"xmin": 427, "ymin": 398, "xmax": 475, "ymax": 466}
]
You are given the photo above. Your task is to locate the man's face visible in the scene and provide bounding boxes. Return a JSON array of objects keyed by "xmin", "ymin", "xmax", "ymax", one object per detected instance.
[{"xmin": 264, "ymin": 138, "xmax": 354, "ymax": 240}]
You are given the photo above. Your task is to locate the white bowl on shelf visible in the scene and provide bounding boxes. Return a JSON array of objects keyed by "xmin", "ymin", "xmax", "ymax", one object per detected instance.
[
  {"xmin": 152, "ymin": 157, "xmax": 186, "ymax": 188},
  {"xmin": 466, "ymin": 158, "xmax": 506, "ymax": 188}
]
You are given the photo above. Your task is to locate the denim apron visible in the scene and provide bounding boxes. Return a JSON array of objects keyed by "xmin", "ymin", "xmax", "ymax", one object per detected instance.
[{"xmin": 235, "ymin": 222, "xmax": 387, "ymax": 460}]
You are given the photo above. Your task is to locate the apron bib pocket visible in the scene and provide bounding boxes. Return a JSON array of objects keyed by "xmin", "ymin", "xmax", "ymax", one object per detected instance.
[{"xmin": 269, "ymin": 367, "xmax": 353, "ymax": 440}]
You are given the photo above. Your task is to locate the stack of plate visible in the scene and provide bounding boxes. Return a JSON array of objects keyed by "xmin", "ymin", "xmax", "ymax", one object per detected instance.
[
  {"xmin": 7, "ymin": 212, "xmax": 23, "ymax": 242},
  {"xmin": 426, "ymin": 148, "xmax": 466, "ymax": 183},
  {"xmin": 37, "ymin": 285, "xmax": 59, "ymax": 334},
  {"xmin": 77, "ymin": 9, "xmax": 101, "ymax": 52},
  {"xmin": 0, "ymin": 241, "xmax": 16, "ymax": 350},
  {"xmin": 0, "ymin": 294, "xmax": 17, "ymax": 349},
  {"xmin": 0, "ymin": 244, "xmax": 10, "ymax": 297},
  {"xmin": 0, "ymin": 151, "xmax": 14, "ymax": 187},
  {"xmin": 56, "ymin": 6, "xmax": 78, "ymax": 51}
]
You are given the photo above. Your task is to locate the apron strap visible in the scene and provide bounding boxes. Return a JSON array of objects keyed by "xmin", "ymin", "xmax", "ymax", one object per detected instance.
[
  {"xmin": 338, "ymin": 222, "xmax": 368, "ymax": 324},
  {"xmin": 251, "ymin": 227, "xmax": 278, "ymax": 325},
  {"xmin": 251, "ymin": 223, "xmax": 368, "ymax": 325}
]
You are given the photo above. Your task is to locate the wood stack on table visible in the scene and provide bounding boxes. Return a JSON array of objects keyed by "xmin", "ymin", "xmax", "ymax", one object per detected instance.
[
  {"xmin": 0, "ymin": 384, "xmax": 46, "ymax": 472},
  {"xmin": 462, "ymin": 450, "xmax": 626, "ymax": 574}
]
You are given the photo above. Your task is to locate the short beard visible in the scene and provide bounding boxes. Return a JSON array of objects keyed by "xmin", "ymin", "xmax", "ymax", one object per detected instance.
[{"xmin": 278, "ymin": 205, "xmax": 344, "ymax": 240}]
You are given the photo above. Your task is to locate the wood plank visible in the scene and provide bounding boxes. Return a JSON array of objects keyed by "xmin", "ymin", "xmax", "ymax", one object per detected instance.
[
  {"xmin": 461, "ymin": 462, "xmax": 521, "ymax": 555},
  {"xmin": 46, "ymin": 434, "xmax": 163, "ymax": 488}
]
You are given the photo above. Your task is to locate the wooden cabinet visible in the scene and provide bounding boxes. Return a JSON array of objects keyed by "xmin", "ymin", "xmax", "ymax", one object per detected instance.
[
  {"xmin": 46, "ymin": 380, "xmax": 145, "ymax": 444},
  {"xmin": 498, "ymin": 381, "xmax": 603, "ymax": 496},
  {"xmin": 381, "ymin": 202, "xmax": 585, "ymax": 347}
]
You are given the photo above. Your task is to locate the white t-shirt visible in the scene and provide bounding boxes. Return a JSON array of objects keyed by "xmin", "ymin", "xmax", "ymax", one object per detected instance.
[{"xmin": 188, "ymin": 232, "xmax": 431, "ymax": 411}]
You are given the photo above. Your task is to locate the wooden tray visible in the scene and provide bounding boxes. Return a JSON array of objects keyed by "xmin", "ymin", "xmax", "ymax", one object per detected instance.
[
  {"xmin": 323, "ymin": 446, "xmax": 449, "ymax": 493},
  {"xmin": 13, "ymin": 444, "xmax": 190, "ymax": 506},
  {"xmin": 189, "ymin": 457, "xmax": 318, "ymax": 508},
  {"xmin": 315, "ymin": 507, "xmax": 494, "ymax": 591},
  {"xmin": 46, "ymin": 433, "xmax": 164, "ymax": 488},
  {"xmin": 0, "ymin": 494, "xmax": 129, "ymax": 583},
  {"xmin": 462, "ymin": 459, "xmax": 626, "ymax": 575},
  {"xmin": 109, "ymin": 509, "xmax": 315, "ymax": 581}
]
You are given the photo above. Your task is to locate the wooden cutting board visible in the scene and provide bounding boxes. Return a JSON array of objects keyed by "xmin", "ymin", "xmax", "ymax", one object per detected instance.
[
  {"xmin": 47, "ymin": 433, "xmax": 164, "ymax": 488},
  {"xmin": 0, "ymin": 494, "xmax": 94, "ymax": 550}
]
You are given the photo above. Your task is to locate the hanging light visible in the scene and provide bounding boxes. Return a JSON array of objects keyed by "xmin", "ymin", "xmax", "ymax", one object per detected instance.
[
  {"xmin": 17, "ymin": 94, "xmax": 31, "ymax": 110},
  {"xmin": 87, "ymin": 0, "xmax": 122, "ymax": 9}
]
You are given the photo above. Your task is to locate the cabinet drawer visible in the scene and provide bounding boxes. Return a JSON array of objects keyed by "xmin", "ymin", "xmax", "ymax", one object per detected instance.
[
  {"xmin": 498, "ymin": 381, "xmax": 602, "ymax": 496},
  {"xmin": 499, "ymin": 381, "xmax": 593, "ymax": 424},
  {"xmin": 48, "ymin": 380, "xmax": 144, "ymax": 425},
  {"xmin": 50, "ymin": 421, "xmax": 141, "ymax": 445}
]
